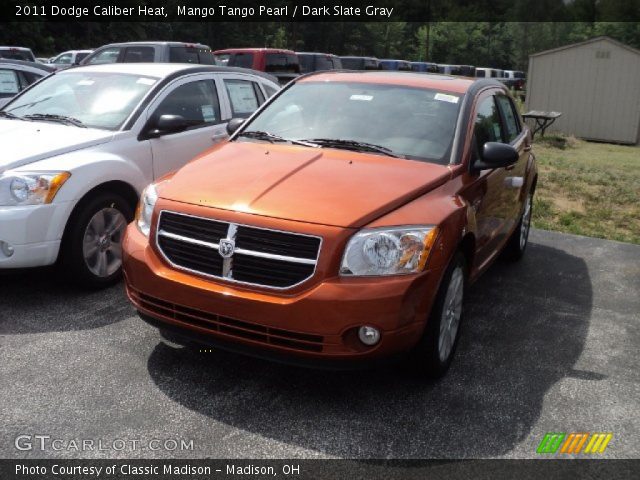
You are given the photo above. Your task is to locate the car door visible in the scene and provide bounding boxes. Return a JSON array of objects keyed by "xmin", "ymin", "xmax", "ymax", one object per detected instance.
[
  {"xmin": 495, "ymin": 93, "xmax": 529, "ymax": 231},
  {"xmin": 464, "ymin": 90, "xmax": 513, "ymax": 267},
  {"xmin": 143, "ymin": 74, "xmax": 230, "ymax": 179}
]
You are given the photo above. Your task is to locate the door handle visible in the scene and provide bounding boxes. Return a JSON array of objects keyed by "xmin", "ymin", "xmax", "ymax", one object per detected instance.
[{"xmin": 211, "ymin": 133, "xmax": 227, "ymax": 141}]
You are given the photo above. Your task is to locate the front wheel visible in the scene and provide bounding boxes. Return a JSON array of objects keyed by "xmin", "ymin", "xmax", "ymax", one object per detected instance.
[
  {"xmin": 408, "ymin": 252, "xmax": 467, "ymax": 378},
  {"xmin": 60, "ymin": 192, "xmax": 133, "ymax": 288},
  {"xmin": 504, "ymin": 189, "xmax": 534, "ymax": 261}
]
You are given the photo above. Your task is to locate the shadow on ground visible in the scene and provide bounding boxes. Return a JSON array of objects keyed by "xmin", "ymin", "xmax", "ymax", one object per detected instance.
[
  {"xmin": 147, "ymin": 242, "xmax": 594, "ymax": 458},
  {"xmin": 0, "ymin": 268, "xmax": 133, "ymax": 333}
]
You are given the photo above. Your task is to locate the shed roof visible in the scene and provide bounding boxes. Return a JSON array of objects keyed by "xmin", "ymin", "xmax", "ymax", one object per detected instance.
[{"xmin": 529, "ymin": 36, "xmax": 640, "ymax": 58}]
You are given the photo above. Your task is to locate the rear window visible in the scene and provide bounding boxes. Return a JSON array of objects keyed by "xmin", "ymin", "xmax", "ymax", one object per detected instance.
[
  {"xmin": 169, "ymin": 47, "xmax": 216, "ymax": 65},
  {"xmin": 228, "ymin": 53, "xmax": 254, "ymax": 69},
  {"xmin": 265, "ymin": 53, "xmax": 299, "ymax": 73},
  {"xmin": 0, "ymin": 49, "xmax": 35, "ymax": 62},
  {"xmin": 514, "ymin": 71, "xmax": 525, "ymax": 79},
  {"xmin": 76, "ymin": 52, "xmax": 90, "ymax": 63}
]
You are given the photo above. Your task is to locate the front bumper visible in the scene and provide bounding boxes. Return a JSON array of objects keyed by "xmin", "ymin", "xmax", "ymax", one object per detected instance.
[
  {"xmin": 0, "ymin": 202, "xmax": 73, "ymax": 268},
  {"xmin": 123, "ymin": 222, "xmax": 445, "ymax": 366}
]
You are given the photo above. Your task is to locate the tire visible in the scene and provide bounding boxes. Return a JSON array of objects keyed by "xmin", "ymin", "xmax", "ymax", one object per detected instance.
[
  {"xmin": 408, "ymin": 252, "xmax": 467, "ymax": 378},
  {"xmin": 503, "ymin": 189, "xmax": 534, "ymax": 261},
  {"xmin": 59, "ymin": 191, "xmax": 133, "ymax": 288}
]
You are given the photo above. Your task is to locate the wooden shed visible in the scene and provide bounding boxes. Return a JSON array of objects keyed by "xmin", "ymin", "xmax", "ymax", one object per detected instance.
[{"xmin": 526, "ymin": 36, "xmax": 640, "ymax": 144}]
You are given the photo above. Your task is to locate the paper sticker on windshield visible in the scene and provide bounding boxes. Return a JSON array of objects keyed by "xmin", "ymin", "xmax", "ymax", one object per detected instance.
[
  {"xmin": 76, "ymin": 80, "xmax": 94, "ymax": 86},
  {"xmin": 350, "ymin": 94, "xmax": 373, "ymax": 101},
  {"xmin": 136, "ymin": 78, "xmax": 156, "ymax": 85},
  {"xmin": 434, "ymin": 93, "xmax": 459, "ymax": 103}
]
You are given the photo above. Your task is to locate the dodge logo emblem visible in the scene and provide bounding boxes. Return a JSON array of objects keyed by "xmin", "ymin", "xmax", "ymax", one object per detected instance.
[{"xmin": 218, "ymin": 239, "xmax": 235, "ymax": 259}]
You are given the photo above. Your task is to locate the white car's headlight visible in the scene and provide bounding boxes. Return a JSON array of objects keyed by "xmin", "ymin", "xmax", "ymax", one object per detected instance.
[
  {"xmin": 340, "ymin": 226, "xmax": 439, "ymax": 276},
  {"xmin": 135, "ymin": 183, "xmax": 158, "ymax": 237},
  {"xmin": 0, "ymin": 171, "xmax": 71, "ymax": 206}
]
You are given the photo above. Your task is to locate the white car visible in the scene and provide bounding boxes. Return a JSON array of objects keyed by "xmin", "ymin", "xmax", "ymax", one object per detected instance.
[
  {"xmin": 0, "ymin": 63, "xmax": 279, "ymax": 286},
  {"xmin": 48, "ymin": 50, "xmax": 94, "ymax": 69}
]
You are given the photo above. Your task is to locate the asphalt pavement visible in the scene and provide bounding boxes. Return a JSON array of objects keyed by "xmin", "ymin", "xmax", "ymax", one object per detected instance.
[{"xmin": 1, "ymin": 229, "xmax": 638, "ymax": 459}]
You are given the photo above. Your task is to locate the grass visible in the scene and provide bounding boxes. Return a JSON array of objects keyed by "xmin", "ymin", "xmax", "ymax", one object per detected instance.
[{"xmin": 531, "ymin": 134, "xmax": 640, "ymax": 245}]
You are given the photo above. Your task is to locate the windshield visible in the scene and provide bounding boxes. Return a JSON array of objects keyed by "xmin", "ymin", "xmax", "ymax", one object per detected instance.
[
  {"xmin": 3, "ymin": 71, "xmax": 156, "ymax": 130},
  {"xmin": 265, "ymin": 53, "xmax": 299, "ymax": 73},
  {"xmin": 240, "ymin": 82, "xmax": 462, "ymax": 164}
]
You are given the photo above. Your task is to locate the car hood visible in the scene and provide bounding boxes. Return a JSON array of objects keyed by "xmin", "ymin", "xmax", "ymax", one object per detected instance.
[
  {"xmin": 158, "ymin": 141, "xmax": 451, "ymax": 228},
  {"xmin": 0, "ymin": 119, "xmax": 113, "ymax": 173}
]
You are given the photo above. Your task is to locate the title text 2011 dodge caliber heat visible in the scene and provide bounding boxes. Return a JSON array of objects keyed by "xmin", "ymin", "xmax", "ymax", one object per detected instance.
[{"xmin": 122, "ymin": 71, "xmax": 537, "ymax": 377}]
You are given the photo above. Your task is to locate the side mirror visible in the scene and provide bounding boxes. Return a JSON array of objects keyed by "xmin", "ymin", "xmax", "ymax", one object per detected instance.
[
  {"xmin": 226, "ymin": 117, "xmax": 245, "ymax": 136},
  {"xmin": 145, "ymin": 114, "xmax": 189, "ymax": 139},
  {"xmin": 473, "ymin": 142, "xmax": 519, "ymax": 170}
]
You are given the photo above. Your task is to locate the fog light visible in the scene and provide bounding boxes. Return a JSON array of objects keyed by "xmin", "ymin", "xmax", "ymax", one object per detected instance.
[
  {"xmin": 358, "ymin": 326, "xmax": 380, "ymax": 346},
  {"xmin": 0, "ymin": 240, "xmax": 14, "ymax": 257}
]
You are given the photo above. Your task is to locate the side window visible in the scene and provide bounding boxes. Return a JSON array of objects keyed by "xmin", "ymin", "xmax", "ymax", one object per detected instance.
[
  {"xmin": 53, "ymin": 53, "xmax": 73, "ymax": 65},
  {"xmin": 224, "ymin": 79, "xmax": 260, "ymax": 117},
  {"xmin": 496, "ymin": 95, "xmax": 521, "ymax": 142},
  {"xmin": 86, "ymin": 47, "xmax": 122, "ymax": 65},
  {"xmin": 153, "ymin": 80, "xmax": 221, "ymax": 128},
  {"xmin": 262, "ymin": 84, "xmax": 278, "ymax": 98},
  {"xmin": 474, "ymin": 96, "xmax": 503, "ymax": 149},
  {"xmin": 123, "ymin": 47, "xmax": 154, "ymax": 63},
  {"xmin": 0, "ymin": 69, "xmax": 21, "ymax": 97}
]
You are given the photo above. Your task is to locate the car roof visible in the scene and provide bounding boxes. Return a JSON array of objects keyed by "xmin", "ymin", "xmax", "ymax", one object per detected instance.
[
  {"xmin": 0, "ymin": 46, "xmax": 33, "ymax": 51},
  {"xmin": 214, "ymin": 48, "xmax": 295, "ymax": 54},
  {"xmin": 55, "ymin": 62, "xmax": 279, "ymax": 84},
  {"xmin": 97, "ymin": 41, "xmax": 209, "ymax": 48},
  {"xmin": 297, "ymin": 52, "xmax": 337, "ymax": 56},
  {"xmin": 0, "ymin": 58, "xmax": 55, "ymax": 72},
  {"xmin": 298, "ymin": 71, "xmax": 480, "ymax": 94},
  {"xmin": 340, "ymin": 56, "xmax": 378, "ymax": 60}
]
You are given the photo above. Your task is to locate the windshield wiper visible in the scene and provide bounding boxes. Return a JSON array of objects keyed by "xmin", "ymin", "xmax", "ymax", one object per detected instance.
[
  {"xmin": 0, "ymin": 111, "xmax": 27, "ymax": 121},
  {"xmin": 238, "ymin": 130, "xmax": 318, "ymax": 147},
  {"xmin": 304, "ymin": 138, "xmax": 399, "ymax": 158},
  {"xmin": 23, "ymin": 113, "xmax": 86, "ymax": 128}
]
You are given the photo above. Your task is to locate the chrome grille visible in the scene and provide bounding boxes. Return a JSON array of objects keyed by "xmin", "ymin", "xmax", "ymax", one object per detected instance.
[{"xmin": 156, "ymin": 211, "xmax": 321, "ymax": 289}]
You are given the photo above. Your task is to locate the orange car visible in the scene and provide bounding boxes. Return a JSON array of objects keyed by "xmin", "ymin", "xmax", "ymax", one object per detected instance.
[{"xmin": 122, "ymin": 71, "xmax": 537, "ymax": 377}]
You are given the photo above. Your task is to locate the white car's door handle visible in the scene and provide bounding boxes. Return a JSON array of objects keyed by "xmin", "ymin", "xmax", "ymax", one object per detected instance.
[{"xmin": 211, "ymin": 133, "xmax": 227, "ymax": 141}]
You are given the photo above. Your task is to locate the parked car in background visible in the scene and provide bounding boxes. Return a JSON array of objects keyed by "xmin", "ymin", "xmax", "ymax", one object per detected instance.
[
  {"xmin": 48, "ymin": 50, "xmax": 93, "ymax": 69},
  {"xmin": 503, "ymin": 70, "xmax": 526, "ymax": 90},
  {"xmin": 438, "ymin": 64, "xmax": 475, "ymax": 76},
  {"xmin": 81, "ymin": 42, "xmax": 215, "ymax": 66},
  {"xmin": 123, "ymin": 71, "xmax": 536, "ymax": 377},
  {"xmin": 379, "ymin": 59, "xmax": 412, "ymax": 71},
  {"xmin": 297, "ymin": 52, "xmax": 342, "ymax": 73},
  {"xmin": 0, "ymin": 59, "xmax": 54, "ymax": 108},
  {"xmin": 0, "ymin": 47, "xmax": 36, "ymax": 62},
  {"xmin": 0, "ymin": 63, "xmax": 279, "ymax": 286},
  {"xmin": 475, "ymin": 67, "xmax": 501, "ymax": 78},
  {"xmin": 340, "ymin": 56, "xmax": 381, "ymax": 70},
  {"xmin": 214, "ymin": 48, "xmax": 300, "ymax": 86},
  {"xmin": 411, "ymin": 61, "xmax": 439, "ymax": 73}
]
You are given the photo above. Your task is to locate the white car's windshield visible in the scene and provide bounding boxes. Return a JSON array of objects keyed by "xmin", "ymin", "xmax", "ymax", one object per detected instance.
[
  {"xmin": 241, "ymin": 82, "xmax": 463, "ymax": 164},
  {"xmin": 4, "ymin": 71, "xmax": 158, "ymax": 130}
]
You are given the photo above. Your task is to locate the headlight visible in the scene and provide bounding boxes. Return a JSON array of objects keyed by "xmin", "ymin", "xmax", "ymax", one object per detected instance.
[
  {"xmin": 135, "ymin": 183, "xmax": 158, "ymax": 237},
  {"xmin": 0, "ymin": 171, "xmax": 71, "ymax": 206},
  {"xmin": 340, "ymin": 226, "xmax": 439, "ymax": 276}
]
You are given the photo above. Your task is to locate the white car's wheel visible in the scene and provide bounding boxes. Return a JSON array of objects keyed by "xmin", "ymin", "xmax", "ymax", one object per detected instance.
[{"xmin": 60, "ymin": 192, "xmax": 133, "ymax": 288}]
